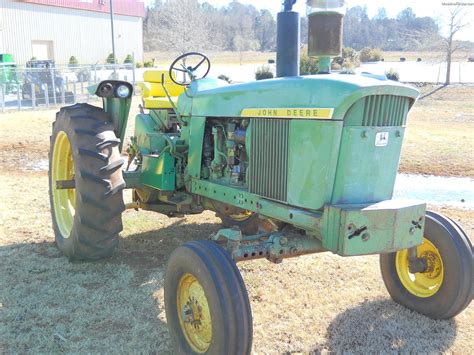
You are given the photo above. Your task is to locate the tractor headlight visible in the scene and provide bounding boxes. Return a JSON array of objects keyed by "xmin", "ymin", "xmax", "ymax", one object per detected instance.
[{"xmin": 116, "ymin": 85, "xmax": 130, "ymax": 98}]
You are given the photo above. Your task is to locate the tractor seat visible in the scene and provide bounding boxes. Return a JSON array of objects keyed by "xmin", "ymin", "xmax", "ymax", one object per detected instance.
[{"xmin": 139, "ymin": 70, "xmax": 185, "ymax": 109}]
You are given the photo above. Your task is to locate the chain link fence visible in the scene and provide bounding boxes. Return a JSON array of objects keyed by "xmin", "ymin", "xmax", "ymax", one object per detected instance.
[{"xmin": 0, "ymin": 63, "xmax": 137, "ymax": 112}]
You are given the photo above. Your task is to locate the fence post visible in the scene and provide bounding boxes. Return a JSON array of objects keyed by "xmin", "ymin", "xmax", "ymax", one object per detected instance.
[
  {"xmin": 86, "ymin": 80, "xmax": 90, "ymax": 103},
  {"xmin": 132, "ymin": 51, "xmax": 136, "ymax": 91},
  {"xmin": 66, "ymin": 76, "xmax": 69, "ymax": 92},
  {"xmin": 73, "ymin": 81, "xmax": 77, "ymax": 104},
  {"xmin": 1, "ymin": 84, "xmax": 5, "ymax": 113},
  {"xmin": 80, "ymin": 77, "xmax": 84, "ymax": 96},
  {"xmin": 61, "ymin": 83, "xmax": 65, "ymax": 105},
  {"xmin": 94, "ymin": 65, "xmax": 98, "ymax": 83},
  {"xmin": 51, "ymin": 68, "xmax": 57, "ymax": 106},
  {"xmin": 31, "ymin": 83, "xmax": 36, "ymax": 110},
  {"xmin": 45, "ymin": 83, "xmax": 50, "ymax": 109},
  {"xmin": 17, "ymin": 83, "xmax": 22, "ymax": 111}
]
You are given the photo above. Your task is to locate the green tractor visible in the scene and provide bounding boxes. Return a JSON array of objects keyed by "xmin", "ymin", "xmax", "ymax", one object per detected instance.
[{"xmin": 48, "ymin": 2, "xmax": 472, "ymax": 353}]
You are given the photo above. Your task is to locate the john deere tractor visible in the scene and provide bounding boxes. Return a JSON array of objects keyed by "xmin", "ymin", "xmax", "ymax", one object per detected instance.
[{"xmin": 49, "ymin": 1, "xmax": 472, "ymax": 353}]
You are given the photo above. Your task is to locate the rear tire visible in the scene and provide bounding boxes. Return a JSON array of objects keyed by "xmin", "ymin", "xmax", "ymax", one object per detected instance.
[
  {"xmin": 380, "ymin": 211, "xmax": 473, "ymax": 319},
  {"xmin": 164, "ymin": 240, "xmax": 253, "ymax": 354},
  {"xmin": 48, "ymin": 103, "xmax": 125, "ymax": 260}
]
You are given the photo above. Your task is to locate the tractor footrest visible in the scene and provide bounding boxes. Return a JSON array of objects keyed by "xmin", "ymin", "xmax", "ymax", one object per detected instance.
[{"xmin": 322, "ymin": 199, "xmax": 426, "ymax": 256}]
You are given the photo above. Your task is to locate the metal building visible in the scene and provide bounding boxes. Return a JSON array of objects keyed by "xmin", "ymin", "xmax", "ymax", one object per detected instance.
[{"xmin": 0, "ymin": 0, "xmax": 144, "ymax": 65}]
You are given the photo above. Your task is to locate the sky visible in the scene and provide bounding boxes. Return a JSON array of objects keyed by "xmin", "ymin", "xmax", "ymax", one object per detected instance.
[{"xmin": 146, "ymin": 0, "xmax": 473, "ymax": 40}]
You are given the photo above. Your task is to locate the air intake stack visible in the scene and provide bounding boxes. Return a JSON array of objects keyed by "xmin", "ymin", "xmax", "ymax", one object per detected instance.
[{"xmin": 307, "ymin": 0, "xmax": 345, "ymax": 73}]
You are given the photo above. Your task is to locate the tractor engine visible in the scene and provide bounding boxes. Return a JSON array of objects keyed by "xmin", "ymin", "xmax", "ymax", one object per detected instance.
[{"xmin": 202, "ymin": 119, "xmax": 249, "ymax": 185}]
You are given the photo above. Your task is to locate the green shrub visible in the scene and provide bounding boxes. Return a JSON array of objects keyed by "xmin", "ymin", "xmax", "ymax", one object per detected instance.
[
  {"xmin": 370, "ymin": 48, "xmax": 383, "ymax": 61},
  {"xmin": 218, "ymin": 74, "xmax": 232, "ymax": 83},
  {"xmin": 135, "ymin": 62, "xmax": 143, "ymax": 68},
  {"xmin": 68, "ymin": 56, "xmax": 79, "ymax": 68},
  {"xmin": 359, "ymin": 47, "xmax": 372, "ymax": 62},
  {"xmin": 385, "ymin": 68, "xmax": 400, "ymax": 81},
  {"xmin": 300, "ymin": 54, "xmax": 319, "ymax": 75},
  {"xmin": 342, "ymin": 58, "xmax": 355, "ymax": 70},
  {"xmin": 124, "ymin": 54, "xmax": 133, "ymax": 64},
  {"xmin": 143, "ymin": 61, "xmax": 154, "ymax": 68},
  {"xmin": 30, "ymin": 56, "xmax": 37, "ymax": 61},
  {"xmin": 342, "ymin": 47, "xmax": 357, "ymax": 61},
  {"xmin": 255, "ymin": 65, "xmax": 274, "ymax": 80},
  {"xmin": 360, "ymin": 47, "xmax": 383, "ymax": 62},
  {"xmin": 106, "ymin": 53, "xmax": 117, "ymax": 64}
]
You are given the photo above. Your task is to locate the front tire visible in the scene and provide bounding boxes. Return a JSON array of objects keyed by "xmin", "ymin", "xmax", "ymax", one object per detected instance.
[
  {"xmin": 380, "ymin": 211, "xmax": 473, "ymax": 319},
  {"xmin": 164, "ymin": 240, "xmax": 253, "ymax": 354},
  {"xmin": 48, "ymin": 104, "xmax": 125, "ymax": 260}
]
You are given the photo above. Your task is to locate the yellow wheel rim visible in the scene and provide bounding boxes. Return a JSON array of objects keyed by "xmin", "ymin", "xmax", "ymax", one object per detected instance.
[
  {"xmin": 51, "ymin": 131, "xmax": 76, "ymax": 238},
  {"xmin": 177, "ymin": 273, "xmax": 212, "ymax": 353},
  {"xmin": 229, "ymin": 210, "xmax": 253, "ymax": 222},
  {"xmin": 396, "ymin": 238, "xmax": 444, "ymax": 298}
]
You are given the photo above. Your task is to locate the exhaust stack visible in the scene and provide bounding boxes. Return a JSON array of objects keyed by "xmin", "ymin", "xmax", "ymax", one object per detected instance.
[{"xmin": 276, "ymin": 1, "xmax": 300, "ymax": 77}]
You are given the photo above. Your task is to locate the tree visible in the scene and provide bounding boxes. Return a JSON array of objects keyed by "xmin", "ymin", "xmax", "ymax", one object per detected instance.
[
  {"xmin": 255, "ymin": 9, "xmax": 276, "ymax": 51},
  {"xmin": 442, "ymin": 6, "xmax": 470, "ymax": 84},
  {"xmin": 145, "ymin": 0, "xmax": 216, "ymax": 53}
]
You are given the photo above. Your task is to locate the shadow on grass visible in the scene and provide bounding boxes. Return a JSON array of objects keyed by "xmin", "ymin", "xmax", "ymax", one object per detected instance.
[
  {"xmin": 322, "ymin": 299, "xmax": 456, "ymax": 353},
  {"xmin": 419, "ymin": 85, "xmax": 447, "ymax": 100},
  {"xmin": 113, "ymin": 220, "xmax": 222, "ymax": 284},
  {"xmin": 0, "ymin": 238, "xmax": 172, "ymax": 353}
]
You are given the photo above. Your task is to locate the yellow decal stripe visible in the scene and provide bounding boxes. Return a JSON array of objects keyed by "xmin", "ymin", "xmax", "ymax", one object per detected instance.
[{"xmin": 241, "ymin": 107, "xmax": 334, "ymax": 119}]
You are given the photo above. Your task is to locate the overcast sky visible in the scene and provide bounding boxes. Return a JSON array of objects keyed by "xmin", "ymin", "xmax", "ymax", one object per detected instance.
[{"xmin": 146, "ymin": 0, "xmax": 473, "ymax": 40}]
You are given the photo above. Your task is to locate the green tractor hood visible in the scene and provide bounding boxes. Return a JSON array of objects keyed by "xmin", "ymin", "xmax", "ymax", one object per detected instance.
[{"xmin": 178, "ymin": 74, "xmax": 419, "ymax": 118}]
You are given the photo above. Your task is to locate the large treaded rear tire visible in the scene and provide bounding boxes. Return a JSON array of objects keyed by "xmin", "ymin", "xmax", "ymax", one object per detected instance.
[{"xmin": 48, "ymin": 103, "xmax": 125, "ymax": 260}]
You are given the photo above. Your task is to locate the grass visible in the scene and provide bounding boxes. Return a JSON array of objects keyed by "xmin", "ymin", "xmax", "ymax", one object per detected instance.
[
  {"xmin": 400, "ymin": 85, "xmax": 474, "ymax": 177},
  {"xmin": 0, "ymin": 86, "xmax": 473, "ymax": 353},
  {"xmin": 143, "ymin": 50, "xmax": 472, "ymax": 67}
]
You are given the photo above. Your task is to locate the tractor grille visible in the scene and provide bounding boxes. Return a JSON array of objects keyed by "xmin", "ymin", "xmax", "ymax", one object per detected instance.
[
  {"xmin": 361, "ymin": 95, "xmax": 410, "ymax": 126},
  {"xmin": 248, "ymin": 119, "xmax": 289, "ymax": 202}
]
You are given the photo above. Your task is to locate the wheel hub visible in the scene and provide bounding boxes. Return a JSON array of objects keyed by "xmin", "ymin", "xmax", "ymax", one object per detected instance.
[
  {"xmin": 177, "ymin": 273, "xmax": 212, "ymax": 353},
  {"xmin": 395, "ymin": 238, "xmax": 444, "ymax": 298}
]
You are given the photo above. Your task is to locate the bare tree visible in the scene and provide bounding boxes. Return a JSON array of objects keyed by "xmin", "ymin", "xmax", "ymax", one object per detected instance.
[
  {"xmin": 442, "ymin": 6, "xmax": 470, "ymax": 85},
  {"xmin": 146, "ymin": 0, "xmax": 216, "ymax": 54}
]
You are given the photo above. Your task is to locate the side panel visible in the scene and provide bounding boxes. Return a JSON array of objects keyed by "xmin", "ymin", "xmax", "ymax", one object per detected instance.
[
  {"xmin": 187, "ymin": 116, "xmax": 206, "ymax": 179},
  {"xmin": 331, "ymin": 127, "xmax": 405, "ymax": 205},
  {"xmin": 140, "ymin": 153, "xmax": 176, "ymax": 191},
  {"xmin": 287, "ymin": 120, "xmax": 342, "ymax": 210}
]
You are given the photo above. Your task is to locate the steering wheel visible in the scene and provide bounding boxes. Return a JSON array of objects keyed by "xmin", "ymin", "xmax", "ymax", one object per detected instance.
[{"xmin": 169, "ymin": 52, "xmax": 211, "ymax": 86}]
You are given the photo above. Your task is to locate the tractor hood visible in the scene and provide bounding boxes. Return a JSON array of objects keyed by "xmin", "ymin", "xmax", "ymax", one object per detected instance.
[{"xmin": 177, "ymin": 74, "xmax": 419, "ymax": 119}]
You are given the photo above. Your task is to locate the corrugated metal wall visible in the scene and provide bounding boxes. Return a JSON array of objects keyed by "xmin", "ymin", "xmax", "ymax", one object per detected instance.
[{"xmin": 0, "ymin": 0, "xmax": 143, "ymax": 64}]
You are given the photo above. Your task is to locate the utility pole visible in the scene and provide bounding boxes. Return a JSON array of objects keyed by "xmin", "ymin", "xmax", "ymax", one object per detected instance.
[{"xmin": 110, "ymin": 0, "xmax": 117, "ymax": 76}]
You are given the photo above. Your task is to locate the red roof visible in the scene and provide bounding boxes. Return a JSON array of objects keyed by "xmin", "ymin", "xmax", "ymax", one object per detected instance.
[{"xmin": 20, "ymin": 0, "xmax": 145, "ymax": 18}]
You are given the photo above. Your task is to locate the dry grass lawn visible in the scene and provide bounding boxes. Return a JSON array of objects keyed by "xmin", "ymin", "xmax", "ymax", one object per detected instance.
[
  {"xmin": 0, "ymin": 86, "xmax": 473, "ymax": 353},
  {"xmin": 144, "ymin": 50, "xmax": 472, "ymax": 66}
]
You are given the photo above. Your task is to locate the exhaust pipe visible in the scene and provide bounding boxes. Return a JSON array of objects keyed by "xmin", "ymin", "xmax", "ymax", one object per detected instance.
[{"xmin": 276, "ymin": 1, "xmax": 300, "ymax": 77}]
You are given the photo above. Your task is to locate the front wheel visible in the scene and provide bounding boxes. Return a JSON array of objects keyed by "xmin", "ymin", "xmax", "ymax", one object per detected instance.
[
  {"xmin": 380, "ymin": 211, "xmax": 473, "ymax": 319},
  {"xmin": 164, "ymin": 240, "xmax": 253, "ymax": 354}
]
